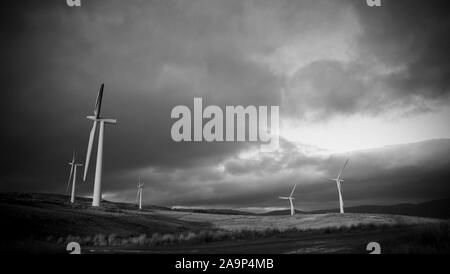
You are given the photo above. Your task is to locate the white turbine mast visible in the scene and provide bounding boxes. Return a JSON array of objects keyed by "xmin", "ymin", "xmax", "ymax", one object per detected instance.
[
  {"xmin": 279, "ymin": 184, "xmax": 296, "ymax": 216},
  {"xmin": 322, "ymin": 159, "xmax": 349, "ymax": 214},
  {"xmin": 83, "ymin": 84, "xmax": 117, "ymax": 207},
  {"xmin": 136, "ymin": 177, "xmax": 144, "ymax": 210},
  {"xmin": 66, "ymin": 149, "xmax": 83, "ymax": 204}
]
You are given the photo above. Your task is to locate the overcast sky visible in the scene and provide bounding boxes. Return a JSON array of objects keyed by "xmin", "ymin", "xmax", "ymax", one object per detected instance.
[{"xmin": 2, "ymin": 0, "xmax": 450, "ymax": 211}]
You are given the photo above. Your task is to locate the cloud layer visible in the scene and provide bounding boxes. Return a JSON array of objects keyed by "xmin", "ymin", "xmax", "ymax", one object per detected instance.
[{"xmin": 1, "ymin": 0, "xmax": 449, "ymax": 209}]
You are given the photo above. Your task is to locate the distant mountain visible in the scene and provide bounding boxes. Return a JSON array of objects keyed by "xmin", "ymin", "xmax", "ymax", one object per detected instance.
[
  {"xmin": 172, "ymin": 208, "xmax": 256, "ymax": 215},
  {"xmin": 307, "ymin": 199, "xmax": 450, "ymax": 219},
  {"xmin": 260, "ymin": 209, "xmax": 306, "ymax": 216}
]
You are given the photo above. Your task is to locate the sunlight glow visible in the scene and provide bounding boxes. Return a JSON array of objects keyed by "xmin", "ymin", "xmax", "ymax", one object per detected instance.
[{"xmin": 281, "ymin": 106, "xmax": 450, "ymax": 153}]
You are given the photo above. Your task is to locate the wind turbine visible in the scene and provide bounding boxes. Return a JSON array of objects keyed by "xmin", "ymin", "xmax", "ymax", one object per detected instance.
[
  {"xmin": 279, "ymin": 184, "xmax": 296, "ymax": 216},
  {"xmin": 136, "ymin": 177, "xmax": 144, "ymax": 210},
  {"xmin": 322, "ymin": 159, "xmax": 349, "ymax": 214},
  {"xmin": 83, "ymin": 84, "xmax": 117, "ymax": 207},
  {"xmin": 66, "ymin": 150, "xmax": 83, "ymax": 204}
]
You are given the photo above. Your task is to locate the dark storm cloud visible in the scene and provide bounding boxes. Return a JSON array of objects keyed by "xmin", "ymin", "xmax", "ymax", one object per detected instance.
[
  {"xmin": 352, "ymin": 0, "xmax": 450, "ymax": 97},
  {"xmin": 283, "ymin": 0, "xmax": 450, "ymax": 120},
  {"xmin": 1, "ymin": 0, "xmax": 280, "ymax": 194},
  {"xmin": 1, "ymin": 0, "xmax": 449, "ymax": 209}
]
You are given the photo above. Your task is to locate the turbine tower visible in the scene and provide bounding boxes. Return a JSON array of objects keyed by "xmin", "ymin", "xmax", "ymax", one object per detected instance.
[
  {"xmin": 66, "ymin": 150, "xmax": 83, "ymax": 204},
  {"xmin": 83, "ymin": 84, "xmax": 117, "ymax": 207},
  {"xmin": 323, "ymin": 159, "xmax": 349, "ymax": 214},
  {"xmin": 279, "ymin": 184, "xmax": 296, "ymax": 216},
  {"xmin": 136, "ymin": 177, "xmax": 144, "ymax": 210}
]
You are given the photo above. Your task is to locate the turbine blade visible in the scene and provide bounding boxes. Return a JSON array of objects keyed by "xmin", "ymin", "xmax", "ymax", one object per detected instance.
[
  {"xmin": 67, "ymin": 165, "xmax": 74, "ymax": 193},
  {"xmin": 83, "ymin": 121, "xmax": 97, "ymax": 181},
  {"xmin": 136, "ymin": 189, "xmax": 140, "ymax": 204},
  {"xmin": 279, "ymin": 197, "xmax": 289, "ymax": 199},
  {"xmin": 290, "ymin": 184, "xmax": 296, "ymax": 197},
  {"xmin": 94, "ymin": 84, "xmax": 104, "ymax": 119},
  {"xmin": 337, "ymin": 159, "xmax": 350, "ymax": 179}
]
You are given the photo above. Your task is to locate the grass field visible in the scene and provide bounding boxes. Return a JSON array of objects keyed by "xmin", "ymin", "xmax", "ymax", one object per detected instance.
[{"xmin": 0, "ymin": 193, "xmax": 448, "ymax": 254}]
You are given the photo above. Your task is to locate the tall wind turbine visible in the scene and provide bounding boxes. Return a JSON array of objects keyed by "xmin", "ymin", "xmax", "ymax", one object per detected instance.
[
  {"xmin": 322, "ymin": 159, "xmax": 349, "ymax": 214},
  {"xmin": 83, "ymin": 84, "xmax": 117, "ymax": 207},
  {"xmin": 136, "ymin": 177, "xmax": 144, "ymax": 210},
  {"xmin": 279, "ymin": 184, "xmax": 296, "ymax": 216},
  {"xmin": 66, "ymin": 150, "xmax": 83, "ymax": 204}
]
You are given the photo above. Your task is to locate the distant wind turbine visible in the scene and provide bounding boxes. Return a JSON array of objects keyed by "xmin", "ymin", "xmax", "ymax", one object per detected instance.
[
  {"xmin": 279, "ymin": 184, "xmax": 296, "ymax": 216},
  {"xmin": 83, "ymin": 84, "xmax": 117, "ymax": 207},
  {"xmin": 136, "ymin": 177, "xmax": 144, "ymax": 210},
  {"xmin": 322, "ymin": 159, "xmax": 350, "ymax": 214},
  {"xmin": 66, "ymin": 150, "xmax": 83, "ymax": 204}
]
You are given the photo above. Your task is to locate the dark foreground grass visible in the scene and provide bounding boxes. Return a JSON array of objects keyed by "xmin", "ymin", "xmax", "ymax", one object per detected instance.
[
  {"xmin": 51, "ymin": 222, "xmax": 450, "ymax": 254},
  {"xmin": 52, "ymin": 223, "xmax": 381, "ymax": 247},
  {"xmin": 383, "ymin": 222, "xmax": 450, "ymax": 254}
]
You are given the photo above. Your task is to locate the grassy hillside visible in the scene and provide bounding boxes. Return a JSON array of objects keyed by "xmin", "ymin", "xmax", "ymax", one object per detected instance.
[
  {"xmin": 0, "ymin": 192, "xmax": 213, "ymax": 253},
  {"xmin": 161, "ymin": 209, "xmax": 440, "ymax": 232},
  {"xmin": 0, "ymin": 192, "xmax": 448, "ymax": 254}
]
